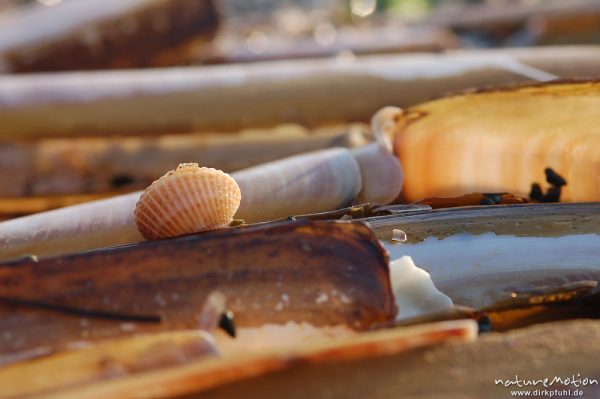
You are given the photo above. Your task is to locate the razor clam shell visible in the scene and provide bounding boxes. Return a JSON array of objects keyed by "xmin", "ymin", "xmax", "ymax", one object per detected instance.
[
  {"xmin": 1, "ymin": 47, "xmax": 599, "ymax": 138},
  {"xmin": 0, "ymin": 192, "xmax": 142, "ymax": 262},
  {"xmin": 351, "ymin": 142, "xmax": 403, "ymax": 206},
  {"xmin": 365, "ymin": 203, "xmax": 600, "ymax": 310},
  {"xmin": 0, "ymin": 0, "xmax": 219, "ymax": 73},
  {"xmin": 0, "ymin": 147, "xmax": 363, "ymax": 261},
  {"xmin": 0, "ymin": 330, "xmax": 218, "ymax": 399},
  {"xmin": 391, "ymin": 80, "xmax": 600, "ymax": 202},
  {"xmin": 154, "ymin": 319, "xmax": 598, "ymax": 399},
  {"xmin": 0, "ymin": 124, "xmax": 368, "ymax": 198},
  {"xmin": 232, "ymin": 148, "xmax": 361, "ymax": 223},
  {"xmin": 0, "ymin": 221, "xmax": 395, "ymax": 363},
  {"xmin": 0, "ymin": 193, "xmax": 115, "ymax": 221},
  {"xmin": 30, "ymin": 320, "xmax": 476, "ymax": 399}
]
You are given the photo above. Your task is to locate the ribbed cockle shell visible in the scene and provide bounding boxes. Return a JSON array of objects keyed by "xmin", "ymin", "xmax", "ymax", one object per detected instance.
[{"xmin": 134, "ymin": 163, "xmax": 241, "ymax": 240}]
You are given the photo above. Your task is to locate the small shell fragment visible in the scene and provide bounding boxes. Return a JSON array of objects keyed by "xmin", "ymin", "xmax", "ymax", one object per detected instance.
[
  {"xmin": 370, "ymin": 106, "xmax": 403, "ymax": 151},
  {"xmin": 389, "ymin": 256, "xmax": 454, "ymax": 321},
  {"xmin": 134, "ymin": 164, "xmax": 241, "ymax": 240},
  {"xmin": 391, "ymin": 229, "xmax": 407, "ymax": 242}
]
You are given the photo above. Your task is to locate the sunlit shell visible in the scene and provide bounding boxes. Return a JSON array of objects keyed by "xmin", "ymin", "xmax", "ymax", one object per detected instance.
[
  {"xmin": 351, "ymin": 142, "xmax": 403, "ymax": 205},
  {"xmin": 232, "ymin": 148, "xmax": 361, "ymax": 223},
  {"xmin": 134, "ymin": 163, "xmax": 241, "ymax": 240},
  {"xmin": 391, "ymin": 81, "xmax": 600, "ymax": 202}
]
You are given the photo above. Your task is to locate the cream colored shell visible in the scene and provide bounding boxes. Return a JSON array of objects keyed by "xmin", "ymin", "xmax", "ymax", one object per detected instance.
[{"xmin": 134, "ymin": 163, "xmax": 241, "ymax": 240}]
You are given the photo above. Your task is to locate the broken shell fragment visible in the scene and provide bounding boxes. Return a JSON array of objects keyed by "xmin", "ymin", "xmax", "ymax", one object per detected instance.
[
  {"xmin": 391, "ymin": 229, "xmax": 407, "ymax": 242},
  {"xmin": 370, "ymin": 106, "xmax": 403, "ymax": 150},
  {"xmin": 134, "ymin": 164, "xmax": 241, "ymax": 240},
  {"xmin": 389, "ymin": 256, "xmax": 454, "ymax": 321}
]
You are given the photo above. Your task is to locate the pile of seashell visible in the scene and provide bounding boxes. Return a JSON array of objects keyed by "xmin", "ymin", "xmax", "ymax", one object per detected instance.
[{"xmin": 0, "ymin": 80, "xmax": 599, "ymax": 399}]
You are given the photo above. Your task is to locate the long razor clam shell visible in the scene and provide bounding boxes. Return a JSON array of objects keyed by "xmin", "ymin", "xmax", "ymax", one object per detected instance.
[
  {"xmin": 1, "ymin": 47, "xmax": 599, "ymax": 138},
  {"xmin": 0, "ymin": 0, "xmax": 219, "ymax": 73},
  {"xmin": 348, "ymin": 107, "xmax": 404, "ymax": 205},
  {"xmin": 351, "ymin": 143, "xmax": 403, "ymax": 205},
  {"xmin": 0, "ymin": 147, "xmax": 362, "ymax": 261},
  {"xmin": 34, "ymin": 320, "xmax": 476, "ymax": 399},
  {"xmin": 392, "ymin": 80, "xmax": 600, "ymax": 202},
  {"xmin": 0, "ymin": 124, "xmax": 368, "ymax": 198},
  {"xmin": 0, "ymin": 193, "xmax": 119, "ymax": 221},
  {"xmin": 0, "ymin": 192, "xmax": 143, "ymax": 262},
  {"xmin": 214, "ymin": 323, "xmax": 356, "ymax": 359},
  {"xmin": 366, "ymin": 203, "xmax": 600, "ymax": 309},
  {"xmin": 89, "ymin": 319, "xmax": 591, "ymax": 399},
  {"xmin": 0, "ymin": 221, "xmax": 396, "ymax": 361},
  {"xmin": 231, "ymin": 148, "xmax": 361, "ymax": 223},
  {"xmin": 0, "ymin": 330, "xmax": 217, "ymax": 399}
]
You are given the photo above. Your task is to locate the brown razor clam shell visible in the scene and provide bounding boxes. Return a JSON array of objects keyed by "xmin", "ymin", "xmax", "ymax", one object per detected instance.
[
  {"xmin": 392, "ymin": 80, "xmax": 600, "ymax": 202},
  {"xmin": 0, "ymin": 293, "xmax": 221, "ymax": 399},
  {"xmin": 0, "ymin": 0, "xmax": 219, "ymax": 73},
  {"xmin": 0, "ymin": 221, "xmax": 395, "ymax": 363},
  {"xmin": 23, "ymin": 320, "xmax": 476, "ymax": 399}
]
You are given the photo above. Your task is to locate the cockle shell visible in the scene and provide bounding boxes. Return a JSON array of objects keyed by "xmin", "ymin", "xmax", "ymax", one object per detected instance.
[{"xmin": 134, "ymin": 163, "xmax": 241, "ymax": 240}]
